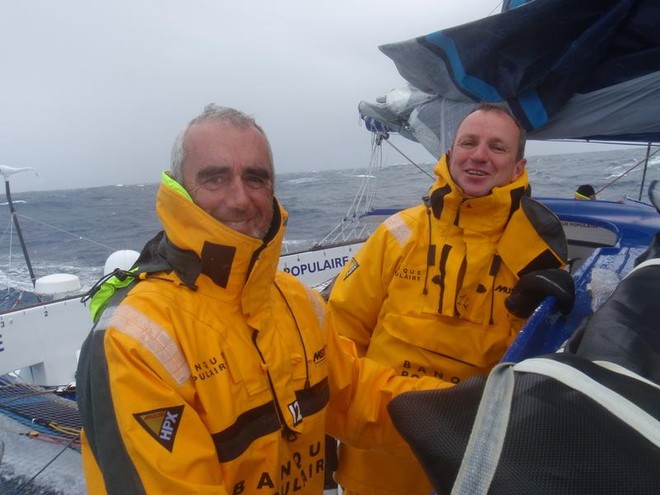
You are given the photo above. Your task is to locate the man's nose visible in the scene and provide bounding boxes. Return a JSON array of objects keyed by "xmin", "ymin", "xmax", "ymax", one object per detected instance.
[
  {"xmin": 470, "ymin": 143, "xmax": 489, "ymax": 162},
  {"xmin": 226, "ymin": 178, "xmax": 251, "ymax": 207}
]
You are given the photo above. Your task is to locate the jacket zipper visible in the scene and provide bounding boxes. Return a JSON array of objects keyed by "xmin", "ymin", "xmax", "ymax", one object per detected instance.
[
  {"xmin": 274, "ymin": 282, "xmax": 311, "ymax": 389},
  {"xmin": 488, "ymin": 255, "xmax": 502, "ymax": 325},
  {"xmin": 422, "ymin": 196, "xmax": 433, "ymax": 296},
  {"xmin": 251, "ymin": 329, "xmax": 298, "ymax": 441}
]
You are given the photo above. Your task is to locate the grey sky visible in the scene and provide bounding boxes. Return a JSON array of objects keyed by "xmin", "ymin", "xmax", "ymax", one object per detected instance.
[{"xmin": 1, "ymin": 0, "xmax": 620, "ymax": 193}]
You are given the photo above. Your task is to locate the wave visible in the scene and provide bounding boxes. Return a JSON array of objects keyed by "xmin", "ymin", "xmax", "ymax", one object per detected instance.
[
  {"xmin": 282, "ymin": 238, "xmax": 316, "ymax": 253},
  {"xmin": 283, "ymin": 177, "xmax": 319, "ymax": 185}
]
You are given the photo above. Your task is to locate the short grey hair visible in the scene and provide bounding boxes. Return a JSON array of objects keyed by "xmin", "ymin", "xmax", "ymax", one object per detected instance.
[{"xmin": 170, "ymin": 104, "xmax": 273, "ymax": 182}]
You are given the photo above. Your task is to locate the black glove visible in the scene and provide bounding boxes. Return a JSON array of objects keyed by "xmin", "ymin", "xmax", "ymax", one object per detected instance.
[{"xmin": 505, "ymin": 269, "xmax": 575, "ymax": 318}]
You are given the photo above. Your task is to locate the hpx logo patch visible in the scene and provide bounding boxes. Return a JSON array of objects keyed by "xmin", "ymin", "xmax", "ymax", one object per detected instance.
[
  {"xmin": 134, "ymin": 405, "xmax": 184, "ymax": 452},
  {"xmin": 343, "ymin": 258, "xmax": 359, "ymax": 280}
]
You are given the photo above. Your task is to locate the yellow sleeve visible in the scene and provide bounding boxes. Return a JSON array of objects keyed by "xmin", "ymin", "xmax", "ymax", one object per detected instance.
[
  {"xmin": 327, "ymin": 222, "xmax": 401, "ymax": 356},
  {"xmin": 324, "ymin": 316, "xmax": 452, "ymax": 451},
  {"xmin": 78, "ymin": 305, "xmax": 230, "ymax": 494}
]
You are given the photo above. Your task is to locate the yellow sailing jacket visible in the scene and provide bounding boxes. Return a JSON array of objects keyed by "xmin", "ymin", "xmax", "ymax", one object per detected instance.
[
  {"xmin": 327, "ymin": 155, "xmax": 568, "ymax": 495},
  {"xmin": 77, "ymin": 172, "xmax": 445, "ymax": 495}
]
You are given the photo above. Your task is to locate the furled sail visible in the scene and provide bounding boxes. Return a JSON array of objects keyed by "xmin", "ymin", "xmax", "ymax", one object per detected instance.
[{"xmin": 359, "ymin": 0, "xmax": 660, "ymax": 158}]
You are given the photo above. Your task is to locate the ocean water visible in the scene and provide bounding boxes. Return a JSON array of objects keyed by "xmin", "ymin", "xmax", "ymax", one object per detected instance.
[{"xmin": 0, "ymin": 147, "xmax": 657, "ymax": 293}]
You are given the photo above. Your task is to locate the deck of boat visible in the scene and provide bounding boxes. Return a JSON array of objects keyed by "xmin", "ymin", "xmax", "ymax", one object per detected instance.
[{"xmin": 0, "ymin": 381, "xmax": 84, "ymax": 495}]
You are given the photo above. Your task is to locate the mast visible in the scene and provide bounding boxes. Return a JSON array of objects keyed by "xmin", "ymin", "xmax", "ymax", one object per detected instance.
[{"xmin": 0, "ymin": 165, "xmax": 39, "ymax": 287}]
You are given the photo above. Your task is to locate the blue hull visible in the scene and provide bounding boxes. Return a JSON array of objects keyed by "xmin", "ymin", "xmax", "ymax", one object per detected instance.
[{"xmin": 504, "ymin": 196, "xmax": 660, "ymax": 362}]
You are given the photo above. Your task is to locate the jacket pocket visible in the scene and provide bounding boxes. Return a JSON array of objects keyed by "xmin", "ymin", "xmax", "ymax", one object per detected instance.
[{"xmin": 371, "ymin": 313, "xmax": 506, "ymax": 376}]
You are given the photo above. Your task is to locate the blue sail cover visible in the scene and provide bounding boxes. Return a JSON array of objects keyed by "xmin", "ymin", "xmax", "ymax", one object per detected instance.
[{"xmin": 359, "ymin": 0, "xmax": 660, "ymax": 158}]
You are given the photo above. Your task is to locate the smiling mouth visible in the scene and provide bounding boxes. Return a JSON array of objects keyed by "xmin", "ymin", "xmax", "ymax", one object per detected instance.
[
  {"xmin": 226, "ymin": 219, "xmax": 251, "ymax": 226},
  {"xmin": 466, "ymin": 170, "xmax": 488, "ymax": 176}
]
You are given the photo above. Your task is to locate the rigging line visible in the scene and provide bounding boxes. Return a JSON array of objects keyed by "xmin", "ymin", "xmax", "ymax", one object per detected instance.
[
  {"xmin": 1, "ymin": 221, "xmax": 14, "ymax": 272},
  {"xmin": 8, "ymin": 434, "xmax": 80, "ymax": 495},
  {"xmin": 596, "ymin": 146, "xmax": 660, "ymax": 195},
  {"xmin": 14, "ymin": 213, "xmax": 120, "ymax": 251},
  {"xmin": 0, "ymin": 219, "xmax": 12, "ymax": 244},
  {"xmin": 488, "ymin": 1, "xmax": 503, "ymax": 16},
  {"xmin": 23, "ymin": 433, "xmax": 81, "ymax": 448},
  {"xmin": 381, "ymin": 138, "xmax": 435, "ymax": 180},
  {"xmin": 315, "ymin": 135, "xmax": 384, "ymax": 246},
  {"xmin": 2, "ymin": 221, "xmax": 19, "ymax": 290}
]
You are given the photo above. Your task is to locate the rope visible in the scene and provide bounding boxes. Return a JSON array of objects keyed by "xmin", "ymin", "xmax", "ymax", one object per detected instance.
[
  {"xmin": 0, "ymin": 210, "xmax": 122, "ymax": 290},
  {"xmin": 0, "ymin": 387, "xmax": 81, "ymax": 494},
  {"xmin": 382, "ymin": 138, "xmax": 435, "ymax": 180},
  {"xmin": 7, "ymin": 434, "xmax": 80, "ymax": 495},
  {"xmin": 1, "ymin": 218, "xmax": 17, "ymax": 290},
  {"xmin": 595, "ymin": 146, "xmax": 660, "ymax": 195},
  {"xmin": 12, "ymin": 212, "xmax": 120, "ymax": 251},
  {"xmin": 46, "ymin": 421, "xmax": 81, "ymax": 437},
  {"xmin": 488, "ymin": 2, "xmax": 504, "ymax": 16},
  {"xmin": 0, "ymin": 220, "xmax": 12, "ymax": 245}
]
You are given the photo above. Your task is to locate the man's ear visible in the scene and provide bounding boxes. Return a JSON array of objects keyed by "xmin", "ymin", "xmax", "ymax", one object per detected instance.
[
  {"xmin": 445, "ymin": 148, "xmax": 451, "ymax": 162},
  {"xmin": 513, "ymin": 158, "xmax": 527, "ymax": 180}
]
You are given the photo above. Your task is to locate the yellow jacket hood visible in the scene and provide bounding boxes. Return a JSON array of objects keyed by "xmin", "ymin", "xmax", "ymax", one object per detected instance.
[
  {"xmin": 430, "ymin": 154, "xmax": 529, "ymax": 235},
  {"xmin": 157, "ymin": 172, "xmax": 287, "ymax": 319},
  {"xmin": 430, "ymin": 155, "xmax": 565, "ymax": 276}
]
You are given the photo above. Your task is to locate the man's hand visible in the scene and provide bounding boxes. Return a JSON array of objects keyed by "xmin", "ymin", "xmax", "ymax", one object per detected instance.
[{"xmin": 505, "ymin": 269, "xmax": 575, "ymax": 318}]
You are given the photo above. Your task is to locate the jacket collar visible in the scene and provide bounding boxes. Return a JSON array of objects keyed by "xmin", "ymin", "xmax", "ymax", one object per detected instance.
[
  {"xmin": 429, "ymin": 154, "xmax": 529, "ymax": 235},
  {"xmin": 155, "ymin": 172, "xmax": 286, "ymax": 318}
]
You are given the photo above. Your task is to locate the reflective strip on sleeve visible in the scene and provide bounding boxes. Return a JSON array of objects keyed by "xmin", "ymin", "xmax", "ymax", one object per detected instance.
[
  {"xmin": 305, "ymin": 287, "xmax": 326, "ymax": 327},
  {"xmin": 109, "ymin": 304, "xmax": 191, "ymax": 385},
  {"xmin": 384, "ymin": 213, "xmax": 412, "ymax": 246}
]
